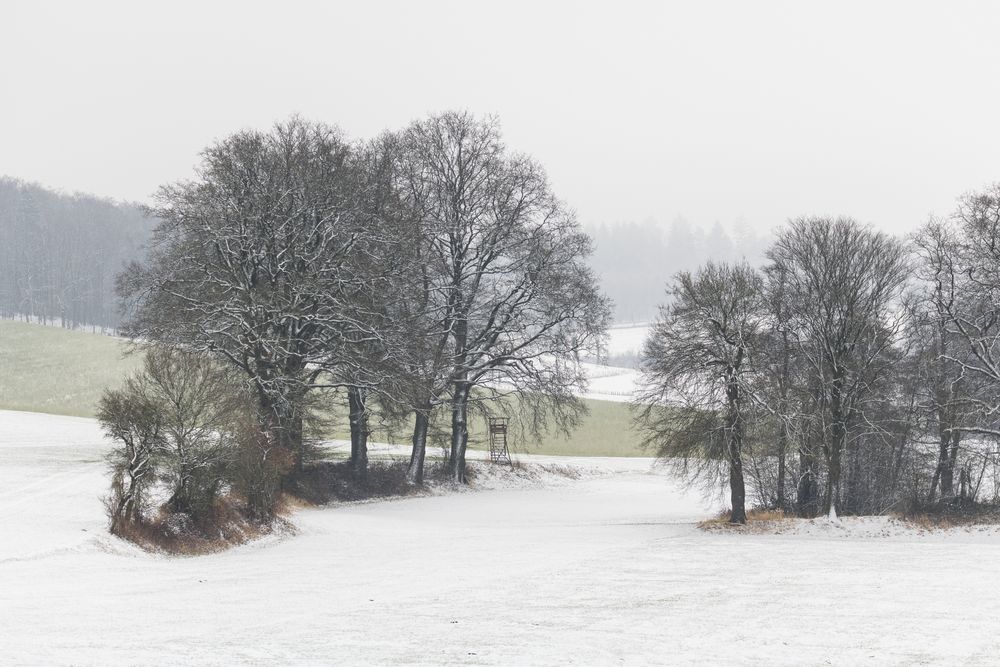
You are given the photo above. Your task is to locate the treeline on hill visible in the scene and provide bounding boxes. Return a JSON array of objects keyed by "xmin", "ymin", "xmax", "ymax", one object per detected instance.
[
  {"xmin": 0, "ymin": 178, "xmax": 153, "ymax": 329},
  {"xmin": 589, "ymin": 218, "xmax": 770, "ymax": 323},
  {"xmin": 636, "ymin": 189, "xmax": 1000, "ymax": 524},
  {"xmin": 100, "ymin": 112, "xmax": 612, "ymax": 550},
  {"xmin": 0, "ymin": 165, "xmax": 758, "ymax": 331}
]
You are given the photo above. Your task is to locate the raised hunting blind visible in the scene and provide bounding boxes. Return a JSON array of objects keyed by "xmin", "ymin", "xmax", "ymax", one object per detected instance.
[{"xmin": 488, "ymin": 417, "xmax": 512, "ymax": 466}]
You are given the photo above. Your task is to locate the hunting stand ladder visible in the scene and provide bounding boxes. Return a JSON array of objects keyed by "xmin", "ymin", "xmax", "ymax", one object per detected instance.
[{"xmin": 488, "ymin": 417, "xmax": 512, "ymax": 466}]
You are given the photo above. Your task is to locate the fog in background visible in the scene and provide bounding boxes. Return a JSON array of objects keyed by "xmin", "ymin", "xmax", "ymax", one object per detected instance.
[{"xmin": 3, "ymin": 0, "xmax": 999, "ymax": 321}]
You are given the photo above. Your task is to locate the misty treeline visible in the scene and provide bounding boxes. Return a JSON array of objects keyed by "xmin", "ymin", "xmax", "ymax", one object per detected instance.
[
  {"xmin": 590, "ymin": 218, "xmax": 769, "ymax": 324},
  {"xmin": 100, "ymin": 112, "xmax": 611, "ymax": 540},
  {"xmin": 0, "ymin": 177, "xmax": 152, "ymax": 330},
  {"xmin": 637, "ymin": 185, "xmax": 1000, "ymax": 524},
  {"xmin": 0, "ymin": 168, "xmax": 752, "ymax": 334}
]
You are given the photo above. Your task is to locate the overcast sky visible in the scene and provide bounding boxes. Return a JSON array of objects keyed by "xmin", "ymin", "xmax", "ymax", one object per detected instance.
[{"xmin": 3, "ymin": 0, "xmax": 999, "ymax": 235}]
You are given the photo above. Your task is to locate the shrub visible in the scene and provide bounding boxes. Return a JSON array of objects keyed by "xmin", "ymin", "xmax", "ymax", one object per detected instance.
[
  {"xmin": 98, "ymin": 383, "xmax": 163, "ymax": 534},
  {"xmin": 98, "ymin": 346, "xmax": 252, "ymax": 534}
]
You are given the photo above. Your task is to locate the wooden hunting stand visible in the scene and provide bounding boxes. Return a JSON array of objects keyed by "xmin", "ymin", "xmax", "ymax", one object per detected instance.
[{"xmin": 488, "ymin": 417, "xmax": 512, "ymax": 466}]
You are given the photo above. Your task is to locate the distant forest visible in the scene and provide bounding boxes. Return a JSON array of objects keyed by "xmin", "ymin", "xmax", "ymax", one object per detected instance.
[
  {"xmin": 0, "ymin": 178, "xmax": 153, "ymax": 330},
  {"xmin": 588, "ymin": 219, "xmax": 771, "ymax": 322},
  {"xmin": 0, "ymin": 177, "xmax": 767, "ymax": 328}
]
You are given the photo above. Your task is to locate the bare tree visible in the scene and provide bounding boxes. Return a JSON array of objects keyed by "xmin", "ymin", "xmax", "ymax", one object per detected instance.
[
  {"xmin": 767, "ymin": 217, "xmax": 909, "ymax": 518},
  {"xmin": 139, "ymin": 347, "xmax": 246, "ymax": 516},
  {"xmin": 909, "ymin": 185, "xmax": 1000, "ymax": 508},
  {"xmin": 336, "ymin": 134, "xmax": 421, "ymax": 479},
  {"xmin": 99, "ymin": 346, "xmax": 251, "ymax": 531},
  {"xmin": 759, "ymin": 264, "xmax": 796, "ymax": 510},
  {"xmin": 636, "ymin": 262, "xmax": 765, "ymax": 524},
  {"xmin": 119, "ymin": 118, "xmax": 399, "ymax": 474},
  {"xmin": 932, "ymin": 187, "xmax": 1000, "ymax": 432},
  {"xmin": 98, "ymin": 377, "xmax": 163, "ymax": 534},
  {"xmin": 911, "ymin": 219, "xmax": 973, "ymax": 502},
  {"xmin": 399, "ymin": 112, "xmax": 611, "ymax": 483}
]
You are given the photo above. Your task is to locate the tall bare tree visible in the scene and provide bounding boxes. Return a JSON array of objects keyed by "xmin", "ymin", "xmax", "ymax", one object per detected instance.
[
  {"xmin": 399, "ymin": 112, "xmax": 610, "ymax": 483},
  {"xmin": 911, "ymin": 219, "xmax": 973, "ymax": 501},
  {"xmin": 759, "ymin": 264, "xmax": 796, "ymax": 510},
  {"xmin": 636, "ymin": 262, "xmax": 765, "ymax": 524},
  {"xmin": 119, "ymin": 117, "xmax": 399, "ymax": 472},
  {"xmin": 767, "ymin": 217, "xmax": 909, "ymax": 518},
  {"xmin": 910, "ymin": 186, "xmax": 1000, "ymax": 506},
  {"xmin": 933, "ymin": 186, "xmax": 1000, "ymax": 431}
]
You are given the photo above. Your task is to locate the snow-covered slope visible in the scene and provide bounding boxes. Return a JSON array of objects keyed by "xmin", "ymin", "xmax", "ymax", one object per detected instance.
[
  {"xmin": 575, "ymin": 323, "xmax": 650, "ymax": 402},
  {"xmin": 4, "ymin": 409, "xmax": 1000, "ymax": 665},
  {"xmin": 580, "ymin": 362, "xmax": 637, "ymax": 402},
  {"xmin": 606, "ymin": 322, "xmax": 650, "ymax": 358}
]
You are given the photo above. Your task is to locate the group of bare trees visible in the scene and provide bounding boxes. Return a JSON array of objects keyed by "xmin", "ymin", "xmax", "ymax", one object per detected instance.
[
  {"xmin": 102, "ymin": 112, "xmax": 610, "ymax": 534},
  {"xmin": 638, "ymin": 189, "xmax": 1000, "ymax": 524},
  {"xmin": 0, "ymin": 178, "xmax": 152, "ymax": 330}
]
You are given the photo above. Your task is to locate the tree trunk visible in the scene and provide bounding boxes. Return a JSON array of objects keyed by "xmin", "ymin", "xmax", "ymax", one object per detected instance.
[
  {"xmin": 449, "ymin": 383, "xmax": 470, "ymax": 483},
  {"xmin": 824, "ymin": 377, "xmax": 845, "ymax": 519},
  {"xmin": 726, "ymin": 373, "xmax": 747, "ymax": 524},
  {"xmin": 846, "ymin": 435, "xmax": 863, "ymax": 514},
  {"xmin": 407, "ymin": 408, "xmax": 430, "ymax": 485},
  {"xmin": 929, "ymin": 427, "xmax": 953, "ymax": 502},
  {"xmin": 825, "ymin": 422, "xmax": 844, "ymax": 519},
  {"xmin": 347, "ymin": 385, "xmax": 368, "ymax": 478},
  {"xmin": 776, "ymin": 418, "xmax": 787, "ymax": 511},
  {"xmin": 959, "ymin": 464, "xmax": 971, "ymax": 503},
  {"xmin": 729, "ymin": 455, "xmax": 747, "ymax": 524},
  {"xmin": 258, "ymin": 389, "xmax": 304, "ymax": 471},
  {"xmin": 797, "ymin": 430, "xmax": 819, "ymax": 518},
  {"xmin": 943, "ymin": 428, "xmax": 960, "ymax": 498},
  {"xmin": 776, "ymin": 328, "xmax": 790, "ymax": 511}
]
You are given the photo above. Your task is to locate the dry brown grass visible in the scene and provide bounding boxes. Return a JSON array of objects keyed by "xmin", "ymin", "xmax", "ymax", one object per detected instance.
[
  {"xmin": 112, "ymin": 494, "xmax": 292, "ymax": 556},
  {"xmin": 895, "ymin": 503, "xmax": 1000, "ymax": 530},
  {"xmin": 696, "ymin": 503, "xmax": 1000, "ymax": 535},
  {"xmin": 697, "ymin": 508, "xmax": 790, "ymax": 533}
]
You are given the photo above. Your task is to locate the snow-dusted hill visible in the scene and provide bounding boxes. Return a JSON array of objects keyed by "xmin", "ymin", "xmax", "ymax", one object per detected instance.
[
  {"xmin": 4, "ymin": 409, "xmax": 1000, "ymax": 665},
  {"xmin": 580, "ymin": 362, "xmax": 637, "ymax": 402},
  {"xmin": 606, "ymin": 322, "xmax": 650, "ymax": 358},
  {"xmin": 571, "ymin": 323, "xmax": 651, "ymax": 403}
]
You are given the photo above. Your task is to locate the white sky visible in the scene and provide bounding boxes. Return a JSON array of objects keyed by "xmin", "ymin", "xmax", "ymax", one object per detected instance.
[{"xmin": 2, "ymin": 0, "xmax": 999, "ymax": 235}]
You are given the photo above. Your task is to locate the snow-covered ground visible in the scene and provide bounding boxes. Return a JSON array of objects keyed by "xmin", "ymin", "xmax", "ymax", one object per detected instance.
[
  {"xmin": 577, "ymin": 323, "xmax": 650, "ymax": 402},
  {"xmin": 606, "ymin": 323, "xmax": 650, "ymax": 358},
  {"xmin": 580, "ymin": 361, "xmax": 637, "ymax": 402},
  {"xmin": 4, "ymin": 409, "xmax": 1000, "ymax": 665}
]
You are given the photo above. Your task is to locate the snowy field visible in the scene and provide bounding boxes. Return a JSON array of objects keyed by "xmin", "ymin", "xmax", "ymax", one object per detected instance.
[
  {"xmin": 4, "ymin": 410, "xmax": 1000, "ymax": 665},
  {"xmin": 606, "ymin": 323, "xmax": 649, "ymax": 358},
  {"xmin": 580, "ymin": 361, "xmax": 637, "ymax": 402},
  {"xmin": 577, "ymin": 323, "xmax": 650, "ymax": 402}
]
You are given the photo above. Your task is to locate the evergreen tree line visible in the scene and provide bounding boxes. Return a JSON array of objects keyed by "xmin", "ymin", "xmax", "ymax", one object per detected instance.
[
  {"xmin": 637, "ymin": 185, "xmax": 1000, "ymax": 524},
  {"xmin": 589, "ymin": 218, "xmax": 770, "ymax": 323},
  {"xmin": 0, "ymin": 177, "xmax": 153, "ymax": 330},
  {"xmin": 101, "ymin": 113, "xmax": 611, "ymax": 541}
]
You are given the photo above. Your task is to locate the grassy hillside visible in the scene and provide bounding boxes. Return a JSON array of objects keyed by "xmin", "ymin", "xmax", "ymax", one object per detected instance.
[
  {"xmin": 529, "ymin": 397, "xmax": 644, "ymax": 456},
  {"xmin": 0, "ymin": 319, "xmax": 648, "ymax": 456},
  {"xmin": 355, "ymin": 395, "xmax": 646, "ymax": 458},
  {"xmin": 0, "ymin": 319, "xmax": 140, "ymax": 417}
]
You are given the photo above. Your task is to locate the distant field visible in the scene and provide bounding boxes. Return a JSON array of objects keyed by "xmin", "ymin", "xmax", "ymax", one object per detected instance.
[
  {"xmin": 358, "ymin": 395, "xmax": 646, "ymax": 458},
  {"xmin": 0, "ymin": 319, "xmax": 647, "ymax": 457},
  {"xmin": 0, "ymin": 319, "xmax": 140, "ymax": 418}
]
